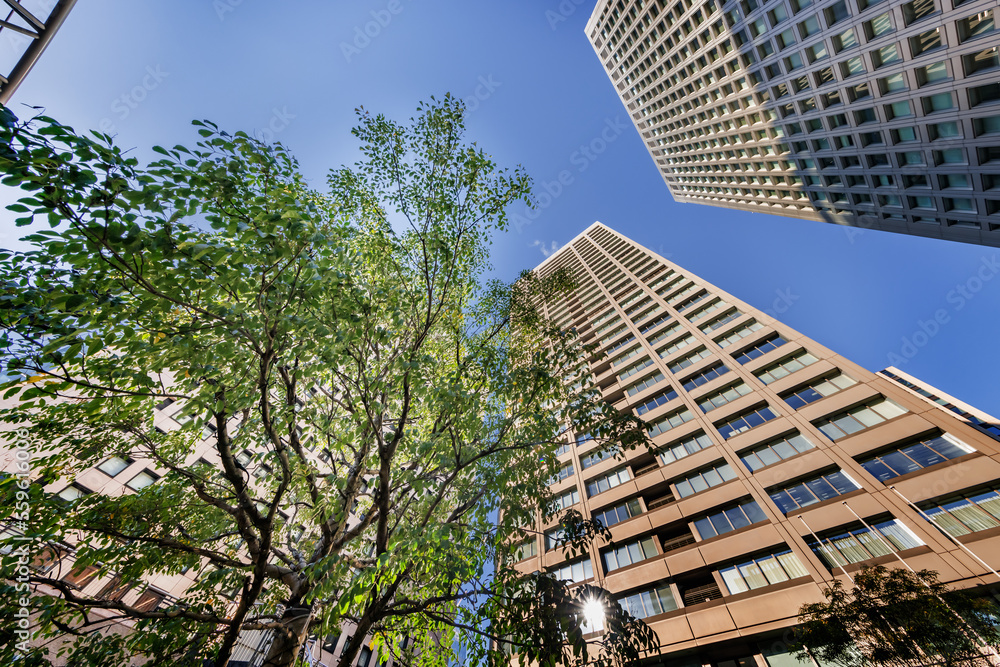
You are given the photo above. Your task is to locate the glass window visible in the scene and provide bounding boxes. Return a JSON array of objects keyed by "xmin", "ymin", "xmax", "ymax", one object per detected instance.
[
  {"xmin": 717, "ymin": 406, "xmax": 779, "ymax": 439},
  {"xmin": 695, "ymin": 499, "xmax": 767, "ymax": 538},
  {"xmin": 675, "ymin": 461, "xmax": 737, "ymax": 498},
  {"xmin": 658, "ymin": 431, "xmax": 715, "ymax": 465},
  {"xmin": 769, "ymin": 469, "xmax": 862, "ymax": 513},
  {"xmin": 603, "ymin": 536, "xmax": 659, "ymax": 571},
  {"xmin": 126, "ymin": 471, "xmax": 158, "ymax": 491},
  {"xmin": 594, "ymin": 498, "xmax": 643, "ymax": 528},
  {"xmin": 740, "ymin": 432, "xmax": 815, "ymax": 471},
  {"xmin": 814, "ymin": 398, "xmax": 908, "ymax": 440},
  {"xmin": 860, "ymin": 433, "xmax": 973, "ymax": 482},
  {"xmin": 97, "ymin": 456, "xmax": 131, "ymax": 477},
  {"xmin": 808, "ymin": 519, "xmax": 923, "ymax": 567},
  {"xmin": 720, "ymin": 550, "xmax": 808, "ymax": 593},
  {"xmin": 910, "ymin": 27, "xmax": 944, "ymax": 55}
]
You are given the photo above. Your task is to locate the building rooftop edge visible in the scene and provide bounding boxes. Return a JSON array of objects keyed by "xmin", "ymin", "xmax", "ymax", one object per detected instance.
[{"xmin": 530, "ymin": 221, "xmax": 611, "ymax": 272}]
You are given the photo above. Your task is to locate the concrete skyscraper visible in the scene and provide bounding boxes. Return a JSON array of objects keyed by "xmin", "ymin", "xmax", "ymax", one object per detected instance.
[
  {"xmin": 514, "ymin": 222, "xmax": 1000, "ymax": 665},
  {"xmin": 586, "ymin": 0, "xmax": 1000, "ymax": 247}
]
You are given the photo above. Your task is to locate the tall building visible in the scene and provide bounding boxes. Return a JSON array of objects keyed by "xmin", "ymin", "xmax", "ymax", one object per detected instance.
[
  {"xmin": 515, "ymin": 222, "xmax": 1000, "ymax": 666},
  {"xmin": 585, "ymin": 0, "xmax": 1000, "ymax": 247}
]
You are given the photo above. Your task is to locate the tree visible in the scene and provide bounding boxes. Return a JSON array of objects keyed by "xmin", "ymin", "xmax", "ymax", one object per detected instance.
[
  {"xmin": 0, "ymin": 98, "xmax": 656, "ymax": 667},
  {"xmin": 792, "ymin": 565, "xmax": 1000, "ymax": 667}
]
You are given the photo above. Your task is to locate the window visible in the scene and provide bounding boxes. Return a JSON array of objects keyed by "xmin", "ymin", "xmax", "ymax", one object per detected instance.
[
  {"xmin": 618, "ymin": 585, "xmax": 678, "ymax": 619},
  {"xmin": 669, "ymin": 347, "xmax": 713, "ymax": 373},
  {"xmin": 550, "ymin": 559, "xmax": 594, "ymax": 583},
  {"xmin": 920, "ymin": 92, "xmax": 955, "ymax": 114},
  {"xmin": 855, "ymin": 107, "xmax": 877, "ymax": 124},
  {"xmin": 865, "ymin": 12, "xmax": 893, "ymax": 39},
  {"xmin": 675, "ymin": 461, "xmax": 737, "ymax": 498},
  {"xmin": 860, "ymin": 433, "xmax": 975, "ymax": 482},
  {"xmin": 740, "ymin": 432, "xmax": 815, "ymax": 471},
  {"xmin": 879, "ymin": 73, "xmax": 907, "ymax": 94},
  {"xmin": 636, "ymin": 387, "xmax": 679, "ymax": 415},
  {"xmin": 694, "ymin": 499, "xmax": 768, "ymax": 539},
  {"xmin": 799, "ymin": 15, "xmax": 821, "ymax": 38},
  {"xmin": 970, "ymin": 83, "xmax": 1000, "ymax": 107},
  {"xmin": 922, "ymin": 486, "xmax": 1000, "ymax": 537},
  {"xmin": 57, "ymin": 483, "xmax": 89, "ymax": 501},
  {"xmin": 958, "ymin": 11, "xmax": 995, "ymax": 42},
  {"xmin": 808, "ymin": 519, "xmax": 923, "ymax": 567},
  {"xmin": 548, "ymin": 462, "xmax": 575, "ymax": 485},
  {"xmin": 841, "ymin": 56, "xmax": 865, "ymax": 78},
  {"xmin": 733, "ymin": 335, "xmax": 787, "ymax": 364},
  {"xmin": 658, "ymin": 334, "xmax": 695, "ymax": 358},
  {"xmin": 683, "ymin": 363, "xmax": 731, "ymax": 390},
  {"xmin": 580, "ymin": 446, "xmax": 617, "ymax": 469},
  {"xmin": 872, "ymin": 44, "xmax": 901, "ymax": 68},
  {"xmin": 700, "ymin": 308, "xmax": 744, "ymax": 333},
  {"xmin": 940, "ymin": 173, "xmax": 971, "ymax": 189},
  {"xmin": 935, "ymin": 148, "xmax": 966, "ymax": 164},
  {"xmin": 887, "ymin": 101, "xmax": 914, "ymax": 120},
  {"xmin": 899, "ymin": 150, "xmax": 925, "ymax": 166},
  {"xmin": 717, "ymin": 405, "xmax": 779, "ymax": 439},
  {"xmin": 814, "ymin": 398, "xmax": 908, "ymax": 440},
  {"xmin": 134, "ymin": 587, "xmax": 167, "ymax": 612},
  {"xmin": 603, "ymin": 536, "xmax": 659, "ymax": 571},
  {"xmin": 917, "ymin": 61, "xmax": 949, "ymax": 86},
  {"xmin": 698, "ymin": 382, "xmax": 753, "ymax": 412},
  {"xmin": 833, "ymin": 27, "xmax": 857, "ymax": 52},
  {"xmin": 514, "ymin": 538, "xmax": 538, "ymax": 561},
  {"xmin": 902, "ymin": 0, "xmax": 937, "ymax": 25},
  {"xmin": 964, "ymin": 47, "xmax": 999, "ymax": 75},
  {"xmin": 553, "ymin": 487, "xmax": 581, "ymax": 510},
  {"xmin": 686, "ymin": 298, "xmax": 727, "ymax": 323},
  {"xmin": 720, "ymin": 550, "xmax": 808, "ymax": 594},
  {"xmin": 825, "ymin": 0, "xmax": 850, "ymax": 25},
  {"xmin": 586, "ymin": 467, "xmax": 631, "ymax": 497},
  {"xmin": 716, "ymin": 320, "xmax": 763, "ymax": 347},
  {"xmin": 658, "ymin": 431, "xmax": 715, "ymax": 465},
  {"xmin": 648, "ymin": 407, "xmax": 695, "ymax": 438},
  {"xmin": 626, "ymin": 372, "xmax": 665, "ymax": 397},
  {"xmin": 62, "ymin": 563, "xmax": 101, "ymax": 589},
  {"xmin": 97, "ymin": 456, "xmax": 132, "ymax": 477},
  {"xmin": 910, "ymin": 27, "xmax": 944, "ymax": 55},
  {"xmin": 156, "ymin": 398, "xmax": 175, "ymax": 411},
  {"xmin": 975, "ymin": 115, "xmax": 1000, "ymax": 136},
  {"xmin": 594, "ymin": 498, "xmax": 643, "ymax": 528},
  {"xmin": 783, "ymin": 373, "xmax": 858, "ymax": 409},
  {"xmin": 769, "ymin": 469, "xmax": 862, "ymax": 513},
  {"xmin": 619, "ymin": 357, "xmax": 654, "ymax": 381}
]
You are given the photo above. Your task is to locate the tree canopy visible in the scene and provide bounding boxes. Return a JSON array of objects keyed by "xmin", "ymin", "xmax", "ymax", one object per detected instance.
[
  {"xmin": 0, "ymin": 97, "xmax": 655, "ymax": 667},
  {"xmin": 792, "ymin": 565, "xmax": 1000, "ymax": 667}
]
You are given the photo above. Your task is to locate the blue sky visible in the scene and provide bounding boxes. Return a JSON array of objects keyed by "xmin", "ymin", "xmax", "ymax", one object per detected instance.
[{"xmin": 2, "ymin": 0, "xmax": 998, "ymax": 414}]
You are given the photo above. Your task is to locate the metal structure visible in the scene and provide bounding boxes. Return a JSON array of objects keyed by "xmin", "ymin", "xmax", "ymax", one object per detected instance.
[{"xmin": 0, "ymin": 0, "xmax": 77, "ymax": 104}]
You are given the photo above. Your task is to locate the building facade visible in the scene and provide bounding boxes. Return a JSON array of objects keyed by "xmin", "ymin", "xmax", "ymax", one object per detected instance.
[
  {"xmin": 514, "ymin": 222, "xmax": 1000, "ymax": 666},
  {"xmin": 0, "ymin": 393, "xmax": 385, "ymax": 667},
  {"xmin": 586, "ymin": 0, "xmax": 1000, "ymax": 247}
]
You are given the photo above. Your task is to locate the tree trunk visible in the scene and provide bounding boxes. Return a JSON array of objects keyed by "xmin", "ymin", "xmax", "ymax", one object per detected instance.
[{"xmin": 261, "ymin": 604, "xmax": 313, "ymax": 667}]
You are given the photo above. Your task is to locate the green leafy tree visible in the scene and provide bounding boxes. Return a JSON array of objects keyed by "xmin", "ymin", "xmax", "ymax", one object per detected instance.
[
  {"xmin": 792, "ymin": 565, "xmax": 1000, "ymax": 667},
  {"xmin": 0, "ymin": 98, "xmax": 656, "ymax": 667}
]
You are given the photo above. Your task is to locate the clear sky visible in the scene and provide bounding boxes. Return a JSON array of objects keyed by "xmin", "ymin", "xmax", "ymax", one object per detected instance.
[{"xmin": 2, "ymin": 1, "xmax": 998, "ymax": 414}]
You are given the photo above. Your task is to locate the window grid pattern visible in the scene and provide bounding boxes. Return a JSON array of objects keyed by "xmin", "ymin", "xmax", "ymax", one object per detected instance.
[
  {"xmin": 587, "ymin": 0, "xmax": 1000, "ymax": 241},
  {"xmin": 769, "ymin": 469, "xmax": 862, "ymax": 513},
  {"xmin": 740, "ymin": 432, "xmax": 815, "ymax": 471},
  {"xmin": 675, "ymin": 460, "xmax": 738, "ymax": 497},
  {"xmin": 859, "ymin": 432, "xmax": 974, "ymax": 482},
  {"xmin": 808, "ymin": 519, "xmax": 924, "ymax": 568},
  {"xmin": 719, "ymin": 549, "xmax": 809, "ymax": 594},
  {"xmin": 815, "ymin": 398, "xmax": 909, "ymax": 440}
]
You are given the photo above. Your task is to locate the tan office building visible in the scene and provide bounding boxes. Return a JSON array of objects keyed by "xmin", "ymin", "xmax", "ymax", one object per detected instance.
[
  {"xmin": 513, "ymin": 222, "xmax": 1000, "ymax": 666},
  {"xmin": 586, "ymin": 0, "xmax": 1000, "ymax": 247}
]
